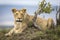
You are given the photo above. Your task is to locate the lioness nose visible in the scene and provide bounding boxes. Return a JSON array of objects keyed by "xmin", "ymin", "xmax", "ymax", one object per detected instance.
[{"xmin": 18, "ymin": 18, "xmax": 21, "ymax": 19}]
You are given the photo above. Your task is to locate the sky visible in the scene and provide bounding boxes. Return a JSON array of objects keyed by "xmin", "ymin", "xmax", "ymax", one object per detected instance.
[
  {"xmin": 0, "ymin": 0, "xmax": 60, "ymax": 26},
  {"xmin": 0, "ymin": 0, "xmax": 59, "ymax": 6}
]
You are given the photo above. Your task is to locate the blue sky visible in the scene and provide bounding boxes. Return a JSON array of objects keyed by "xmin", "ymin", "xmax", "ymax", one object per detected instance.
[
  {"xmin": 0, "ymin": 0, "xmax": 60, "ymax": 26},
  {"xmin": 0, "ymin": 0, "xmax": 59, "ymax": 6}
]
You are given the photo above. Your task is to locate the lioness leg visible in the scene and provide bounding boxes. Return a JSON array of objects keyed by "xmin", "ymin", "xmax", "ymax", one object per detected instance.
[
  {"xmin": 5, "ymin": 28, "xmax": 16, "ymax": 36},
  {"xmin": 15, "ymin": 23, "xmax": 27, "ymax": 34}
]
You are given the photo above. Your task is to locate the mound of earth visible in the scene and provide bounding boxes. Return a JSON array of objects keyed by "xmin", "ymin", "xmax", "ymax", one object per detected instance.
[
  {"xmin": 0, "ymin": 26, "xmax": 48, "ymax": 40},
  {"xmin": 0, "ymin": 26, "xmax": 57, "ymax": 40}
]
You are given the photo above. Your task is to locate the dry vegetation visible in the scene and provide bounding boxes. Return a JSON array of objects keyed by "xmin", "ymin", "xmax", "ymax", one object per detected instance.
[{"xmin": 0, "ymin": 25, "xmax": 60, "ymax": 40}]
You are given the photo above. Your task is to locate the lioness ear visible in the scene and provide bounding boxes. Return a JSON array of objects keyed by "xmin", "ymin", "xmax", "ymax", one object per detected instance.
[
  {"xmin": 22, "ymin": 8, "xmax": 26, "ymax": 13},
  {"xmin": 12, "ymin": 8, "xmax": 16, "ymax": 13}
]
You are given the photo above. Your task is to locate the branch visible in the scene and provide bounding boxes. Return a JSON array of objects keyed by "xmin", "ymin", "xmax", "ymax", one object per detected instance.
[{"xmin": 34, "ymin": 3, "xmax": 47, "ymax": 16}]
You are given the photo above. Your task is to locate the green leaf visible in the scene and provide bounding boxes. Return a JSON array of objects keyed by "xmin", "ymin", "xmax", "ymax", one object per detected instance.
[{"xmin": 39, "ymin": 0, "xmax": 52, "ymax": 13}]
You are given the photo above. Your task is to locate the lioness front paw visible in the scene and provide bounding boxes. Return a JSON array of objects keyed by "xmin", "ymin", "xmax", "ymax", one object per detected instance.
[{"xmin": 5, "ymin": 33, "xmax": 11, "ymax": 37}]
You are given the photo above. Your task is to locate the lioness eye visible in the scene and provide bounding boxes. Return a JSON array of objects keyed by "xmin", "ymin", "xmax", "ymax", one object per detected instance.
[
  {"xmin": 16, "ymin": 13, "xmax": 18, "ymax": 15},
  {"xmin": 21, "ymin": 14, "xmax": 23, "ymax": 15}
]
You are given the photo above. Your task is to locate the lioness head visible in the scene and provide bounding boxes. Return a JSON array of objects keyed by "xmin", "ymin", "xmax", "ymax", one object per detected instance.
[{"xmin": 12, "ymin": 8, "xmax": 26, "ymax": 22}]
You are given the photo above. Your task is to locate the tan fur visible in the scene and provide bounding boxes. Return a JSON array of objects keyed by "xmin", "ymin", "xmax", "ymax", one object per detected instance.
[
  {"xmin": 5, "ymin": 8, "xmax": 28, "ymax": 36},
  {"xmin": 5, "ymin": 8, "xmax": 54, "ymax": 36}
]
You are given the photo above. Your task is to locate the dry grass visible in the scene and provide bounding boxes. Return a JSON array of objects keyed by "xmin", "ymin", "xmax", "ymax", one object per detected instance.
[{"xmin": 0, "ymin": 25, "xmax": 60, "ymax": 40}]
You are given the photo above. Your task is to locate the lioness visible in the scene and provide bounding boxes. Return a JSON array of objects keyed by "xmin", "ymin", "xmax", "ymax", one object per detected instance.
[{"xmin": 5, "ymin": 8, "xmax": 54, "ymax": 36}]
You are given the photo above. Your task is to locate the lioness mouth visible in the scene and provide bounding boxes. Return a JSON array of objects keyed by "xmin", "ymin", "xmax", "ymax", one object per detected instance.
[{"xmin": 16, "ymin": 19, "xmax": 23, "ymax": 22}]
